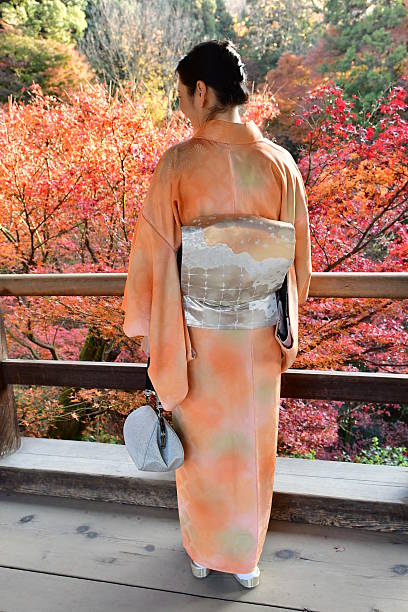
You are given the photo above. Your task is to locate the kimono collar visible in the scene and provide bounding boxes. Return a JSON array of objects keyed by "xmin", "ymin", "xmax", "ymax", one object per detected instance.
[{"xmin": 193, "ymin": 118, "xmax": 264, "ymax": 144}]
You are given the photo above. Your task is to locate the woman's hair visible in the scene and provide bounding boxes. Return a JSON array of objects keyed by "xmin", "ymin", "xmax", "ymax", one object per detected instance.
[{"xmin": 175, "ymin": 39, "xmax": 250, "ymax": 122}]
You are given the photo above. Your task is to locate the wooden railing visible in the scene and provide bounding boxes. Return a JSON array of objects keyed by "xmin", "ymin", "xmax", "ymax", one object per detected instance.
[{"xmin": 1, "ymin": 272, "xmax": 407, "ymax": 457}]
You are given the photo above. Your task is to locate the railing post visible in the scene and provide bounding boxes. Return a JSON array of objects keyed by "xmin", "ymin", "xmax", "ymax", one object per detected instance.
[{"xmin": 0, "ymin": 305, "xmax": 21, "ymax": 456}]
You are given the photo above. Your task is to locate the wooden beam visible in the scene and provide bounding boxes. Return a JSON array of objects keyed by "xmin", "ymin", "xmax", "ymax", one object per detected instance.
[
  {"xmin": 310, "ymin": 271, "xmax": 408, "ymax": 298},
  {"xmin": 1, "ymin": 359, "xmax": 147, "ymax": 392},
  {"xmin": 0, "ymin": 439, "xmax": 407, "ymax": 535},
  {"xmin": 0, "ymin": 311, "xmax": 21, "ymax": 457},
  {"xmin": 1, "ymin": 359, "xmax": 407, "ymax": 403},
  {"xmin": 0, "ymin": 273, "xmax": 126, "ymax": 297},
  {"xmin": 280, "ymin": 368, "xmax": 408, "ymax": 403},
  {"xmin": 0, "ymin": 272, "xmax": 407, "ymax": 298}
]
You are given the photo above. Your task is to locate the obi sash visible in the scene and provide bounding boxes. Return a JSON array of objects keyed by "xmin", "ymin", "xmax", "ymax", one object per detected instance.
[{"xmin": 178, "ymin": 214, "xmax": 295, "ymax": 331}]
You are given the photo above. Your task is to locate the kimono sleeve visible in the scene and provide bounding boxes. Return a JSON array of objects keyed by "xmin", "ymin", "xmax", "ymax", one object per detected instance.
[
  {"xmin": 121, "ymin": 147, "xmax": 195, "ymax": 412},
  {"xmin": 121, "ymin": 213, "xmax": 152, "ymax": 337},
  {"xmin": 293, "ymin": 167, "xmax": 312, "ymax": 305}
]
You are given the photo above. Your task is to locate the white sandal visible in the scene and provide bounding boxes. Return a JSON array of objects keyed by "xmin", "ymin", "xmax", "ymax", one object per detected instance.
[
  {"xmin": 190, "ymin": 559, "xmax": 211, "ymax": 578},
  {"xmin": 190, "ymin": 558, "xmax": 260, "ymax": 588},
  {"xmin": 232, "ymin": 565, "xmax": 261, "ymax": 588}
]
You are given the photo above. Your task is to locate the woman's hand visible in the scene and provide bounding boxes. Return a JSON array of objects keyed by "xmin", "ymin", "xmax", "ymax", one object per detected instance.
[{"xmin": 141, "ymin": 335, "xmax": 150, "ymax": 356}]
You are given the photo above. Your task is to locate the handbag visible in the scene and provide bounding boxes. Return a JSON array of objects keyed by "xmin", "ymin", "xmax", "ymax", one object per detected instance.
[{"xmin": 123, "ymin": 355, "xmax": 185, "ymax": 472}]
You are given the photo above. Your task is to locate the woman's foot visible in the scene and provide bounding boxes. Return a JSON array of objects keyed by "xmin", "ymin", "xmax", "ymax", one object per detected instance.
[
  {"xmin": 190, "ymin": 559, "xmax": 211, "ymax": 578},
  {"xmin": 233, "ymin": 565, "xmax": 261, "ymax": 588}
]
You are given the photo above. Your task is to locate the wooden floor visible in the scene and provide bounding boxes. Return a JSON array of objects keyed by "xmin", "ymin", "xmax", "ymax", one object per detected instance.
[{"xmin": 0, "ymin": 492, "xmax": 407, "ymax": 611}]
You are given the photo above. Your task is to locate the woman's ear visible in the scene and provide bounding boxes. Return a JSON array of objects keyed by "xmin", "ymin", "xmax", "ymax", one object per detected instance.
[{"xmin": 196, "ymin": 80, "xmax": 207, "ymax": 104}]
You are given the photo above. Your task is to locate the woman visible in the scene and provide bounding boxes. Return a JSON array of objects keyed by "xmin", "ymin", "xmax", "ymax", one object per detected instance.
[{"xmin": 122, "ymin": 39, "xmax": 312, "ymax": 587}]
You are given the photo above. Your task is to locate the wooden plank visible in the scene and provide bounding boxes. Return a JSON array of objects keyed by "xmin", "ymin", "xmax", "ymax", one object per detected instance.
[
  {"xmin": 1, "ymin": 359, "xmax": 147, "ymax": 392},
  {"xmin": 2, "ymin": 437, "xmax": 407, "ymax": 490},
  {"xmin": 5, "ymin": 437, "xmax": 407, "ymax": 486},
  {"xmin": 0, "ymin": 272, "xmax": 127, "ymax": 296},
  {"xmin": 0, "ymin": 438, "xmax": 406, "ymax": 532},
  {"xmin": 0, "ymin": 491, "xmax": 407, "ymax": 612},
  {"xmin": 280, "ymin": 368, "xmax": 408, "ymax": 402},
  {"xmin": 2, "ymin": 359, "xmax": 407, "ymax": 402},
  {"xmin": 1, "ymin": 271, "xmax": 407, "ymax": 298},
  {"xmin": 0, "ymin": 567, "xmax": 285, "ymax": 612},
  {"xmin": 310, "ymin": 271, "xmax": 408, "ymax": 298}
]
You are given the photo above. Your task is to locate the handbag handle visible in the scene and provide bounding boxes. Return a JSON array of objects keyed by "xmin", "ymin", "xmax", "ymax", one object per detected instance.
[{"xmin": 145, "ymin": 356, "xmax": 167, "ymax": 448}]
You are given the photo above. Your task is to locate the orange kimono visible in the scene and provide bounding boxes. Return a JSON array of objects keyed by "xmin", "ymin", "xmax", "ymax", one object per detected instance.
[{"xmin": 122, "ymin": 118, "xmax": 312, "ymax": 573}]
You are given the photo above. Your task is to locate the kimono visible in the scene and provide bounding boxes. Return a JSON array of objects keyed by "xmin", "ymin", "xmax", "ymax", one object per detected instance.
[{"xmin": 122, "ymin": 118, "xmax": 312, "ymax": 573}]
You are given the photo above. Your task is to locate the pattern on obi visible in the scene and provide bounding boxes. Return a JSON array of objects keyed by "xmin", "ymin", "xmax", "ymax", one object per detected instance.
[{"xmin": 180, "ymin": 214, "xmax": 296, "ymax": 330}]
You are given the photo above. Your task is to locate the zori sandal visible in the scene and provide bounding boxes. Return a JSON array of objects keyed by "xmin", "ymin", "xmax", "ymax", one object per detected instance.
[
  {"xmin": 232, "ymin": 565, "xmax": 261, "ymax": 588},
  {"xmin": 190, "ymin": 559, "xmax": 211, "ymax": 578}
]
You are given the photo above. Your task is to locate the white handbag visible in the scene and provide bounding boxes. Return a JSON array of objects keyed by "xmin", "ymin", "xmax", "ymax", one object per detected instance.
[{"xmin": 123, "ymin": 357, "xmax": 184, "ymax": 472}]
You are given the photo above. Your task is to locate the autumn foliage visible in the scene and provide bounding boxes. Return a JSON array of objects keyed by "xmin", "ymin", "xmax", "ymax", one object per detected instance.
[{"xmin": 0, "ymin": 79, "xmax": 407, "ymax": 458}]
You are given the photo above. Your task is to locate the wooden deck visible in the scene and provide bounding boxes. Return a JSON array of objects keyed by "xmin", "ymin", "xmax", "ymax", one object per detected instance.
[
  {"xmin": 1, "ymin": 490, "xmax": 407, "ymax": 612},
  {"xmin": 1, "ymin": 265, "xmax": 408, "ymax": 611},
  {"xmin": 1, "ymin": 437, "xmax": 407, "ymax": 531}
]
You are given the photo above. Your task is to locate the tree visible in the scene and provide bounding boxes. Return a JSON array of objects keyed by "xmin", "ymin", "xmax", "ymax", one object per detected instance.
[
  {"xmin": 0, "ymin": 0, "xmax": 87, "ymax": 44},
  {"xmin": 324, "ymin": 0, "xmax": 369, "ymax": 27},
  {"xmin": 0, "ymin": 29, "xmax": 96, "ymax": 103},
  {"xmin": 0, "ymin": 79, "xmax": 278, "ymax": 439},
  {"xmin": 235, "ymin": 0, "xmax": 324, "ymax": 83},
  {"xmin": 279, "ymin": 79, "xmax": 408, "ymax": 458},
  {"xmin": 320, "ymin": 0, "xmax": 408, "ymax": 108},
  {"xmin": 1, "ymin": 72, "xmax": 406, "ymax": 457},
  {"xmin": 77, "ymin": 0, "xmax": 236, "ymax": 121},
  {"xmin": 215, "ymin": 0, "xmax": 236, "ymax": 40},
  {"xmin": 0, "ymin": 0, "xmax": 93, "ymax": 102}
]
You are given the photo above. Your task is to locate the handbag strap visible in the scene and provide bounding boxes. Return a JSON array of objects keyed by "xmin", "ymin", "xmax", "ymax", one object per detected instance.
[
  {"xmin": 145, "ymin": 356, "xmax": 154, "ymax": 390},
  {"xmin": 145, "ymin": 357, "xmax": 167, "ymax": 447}
]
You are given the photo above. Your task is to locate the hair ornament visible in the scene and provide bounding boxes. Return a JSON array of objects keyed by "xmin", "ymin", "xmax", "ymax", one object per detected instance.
[{"xmin": 224, "ymin": 42, "xmax": 246, "ymax": 82}]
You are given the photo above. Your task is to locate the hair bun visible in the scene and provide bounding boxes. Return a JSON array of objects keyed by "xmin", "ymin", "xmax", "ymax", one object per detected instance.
[{"xmin": 176, "ymin": 39, "xmax": 250, "ymax": 112}]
